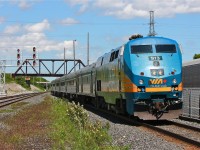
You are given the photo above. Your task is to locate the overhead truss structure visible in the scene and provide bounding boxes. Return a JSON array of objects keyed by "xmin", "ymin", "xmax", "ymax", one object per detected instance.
[{"xmin": 12, "ymin": 59, "xmax": 85, "ymax": 77}]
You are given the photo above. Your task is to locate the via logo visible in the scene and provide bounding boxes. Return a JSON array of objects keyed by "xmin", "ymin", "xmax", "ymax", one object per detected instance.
[{"xmin": 149, "ymin": 79, "xmax": 166, "ymax": 85}]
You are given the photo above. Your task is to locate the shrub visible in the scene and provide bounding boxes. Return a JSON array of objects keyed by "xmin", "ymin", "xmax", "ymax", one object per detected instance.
[{"xmin": 51, "ymin": 99, "xmax": 119, "ymax": 150}]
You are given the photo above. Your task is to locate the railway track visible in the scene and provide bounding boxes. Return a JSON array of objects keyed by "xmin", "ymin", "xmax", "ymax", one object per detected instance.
[
  {"xmin": 85, "ymin": 104, "xmax": 200, "ymax": 148},
  {"xmin": 0, "ymin": 92, "xmax": 46, "ymax": 108}
]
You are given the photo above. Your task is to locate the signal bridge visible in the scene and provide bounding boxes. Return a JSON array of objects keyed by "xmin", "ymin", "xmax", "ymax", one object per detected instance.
[{"xmin": 0, "ymin": 46, "xmax": 86, "ymax": 96}]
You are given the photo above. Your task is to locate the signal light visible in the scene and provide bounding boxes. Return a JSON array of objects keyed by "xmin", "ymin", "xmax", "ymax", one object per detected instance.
[
  {"xmin": 17, "ymin": 60, "xmax": 20, "ymax": 66},
  {"xmin": 17, "ymin": 49, "xmax": 20, "ymax": 65},
  {"xmin": 17, "ymin": 53, "xmax": 20, "ymax": 59},
  {"xmin": 33, "ymin": 54, "xmax": 36, "ymax": 59},
  {"xmin": 33, "ymin": 60, "xmax": 36, "ymax": 66},
  {"xmin": 33, "ymin": 47, "xmax": 36, "ymax": 52}
]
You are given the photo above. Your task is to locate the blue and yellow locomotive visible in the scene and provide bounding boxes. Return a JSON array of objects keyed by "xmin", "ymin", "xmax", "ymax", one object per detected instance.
[{"xmin": 51, "ymin": 35, "xmax": 183, "ymax": 120}]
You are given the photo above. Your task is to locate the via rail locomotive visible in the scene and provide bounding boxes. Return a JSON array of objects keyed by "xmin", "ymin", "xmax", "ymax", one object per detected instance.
[{"xmin": 51, "ymin": 35, "xmax": 183, "ymax": 120}]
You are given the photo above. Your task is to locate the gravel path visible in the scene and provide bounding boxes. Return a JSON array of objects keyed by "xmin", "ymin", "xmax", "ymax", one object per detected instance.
[
  {"xmin": 0, "ymin": 93, "xmax": 51, "ymax": 149},
  {"xmin": 87, "ymin": 110, "xmax": 184, "ymax": 150}
]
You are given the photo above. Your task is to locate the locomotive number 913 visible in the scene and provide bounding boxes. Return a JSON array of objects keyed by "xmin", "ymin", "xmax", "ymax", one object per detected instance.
[{"xmin": 51, "ymin": 35, "xmax": 182, "ymax": 120}]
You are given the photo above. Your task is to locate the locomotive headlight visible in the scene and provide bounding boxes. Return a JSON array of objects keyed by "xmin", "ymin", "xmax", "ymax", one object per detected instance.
[
  {"xmin": 139, "ymin": 79, "xmax": 144, "ymax": 85},
  {"xmin": 151, "ymin": 69, "xmax": 157, "ymax": 76},
  {"xmin": 172, "ymin": 78, "xmax": 177, "ymax": 84},
  {"xmin": 158, "ymin": 69, "xmax": 164, "ymax": 76}
]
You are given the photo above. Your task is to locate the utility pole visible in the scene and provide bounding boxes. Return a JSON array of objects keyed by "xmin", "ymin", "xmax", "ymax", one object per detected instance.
[
  {"xmin": 148, "ymin": 11, "xmax": 156, "ymax": 36},
  {"xmin": 87, "ymin": 32, "xmax": 89, "ymax": 66},
  {"xmin": 73, "ymin": 40, "xmax": 76, "ymax": 72},
  {"xmin": 64, "ymin": 47, "xmax": 66, "ymax": 74}
]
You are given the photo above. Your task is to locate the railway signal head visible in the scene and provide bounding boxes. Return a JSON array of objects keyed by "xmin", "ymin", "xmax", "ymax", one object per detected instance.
[
  {"xmin": 33, "ymin": 54, "xmax": 36, "ymax": 59},
  {"xmin": 17, "ymin": 53, "xmax": 20, "ymax": 59},
  {"xmin": 17, "ymin": 49, "xmax": 20, "ymax": 59},
  {"xmin": 17, "ymin": 60, "xmax": 20, "ymax": 66},
  {"xmin": 33, "ymin": 60, "xmax": 36, "ymax": 66},
  {"xmin": 33, "ymin": 47, "xmax": 36, "ymax": 52}
]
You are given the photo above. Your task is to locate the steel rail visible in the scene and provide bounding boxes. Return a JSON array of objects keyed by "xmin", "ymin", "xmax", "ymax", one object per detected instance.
[
  {"xmin": 0, "ymin": 92, "xmax": 46, "ymax": 108},
  {"xmin": 85, "ymin": 105, "xmax": 200, "ymax": 148},
  {"xmin": 0, "ymin": 92, "xmax": 37, "ymax": 100},
  {"xmin": 165, "ymin": 120, "xmax": 200, "ymax": 133}
]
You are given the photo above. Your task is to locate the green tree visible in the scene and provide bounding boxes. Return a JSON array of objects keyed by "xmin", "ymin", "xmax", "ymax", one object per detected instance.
[{"xmin": 193, "ymin": 54, "xmax": 200, "ymax": 59}]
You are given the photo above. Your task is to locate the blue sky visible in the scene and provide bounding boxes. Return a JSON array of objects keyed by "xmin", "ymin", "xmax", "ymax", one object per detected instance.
[{"xmin": 0, "ymin": 0, "xmax": 200, "ymax": 77}]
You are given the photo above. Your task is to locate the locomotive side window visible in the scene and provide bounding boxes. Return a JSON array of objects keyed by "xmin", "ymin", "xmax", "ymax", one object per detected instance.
[
  {"xmin": 156, "ymin": 44, "xmax": 176, "ymax": 53},
  {"xmin": 131, "ymin": 45, "xmax": 152, "ymax": 54}
]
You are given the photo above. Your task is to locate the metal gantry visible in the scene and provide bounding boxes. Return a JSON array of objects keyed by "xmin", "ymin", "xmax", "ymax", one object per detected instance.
[{"xmin": 12, "ymin": 59, "xmax": 85, "ymax": 77}]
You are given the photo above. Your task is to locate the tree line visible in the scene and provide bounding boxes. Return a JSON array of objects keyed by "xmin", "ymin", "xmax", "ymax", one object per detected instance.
[{"xmin": 193, "ymin": 54, "xmax": 200, "ymax": 59}]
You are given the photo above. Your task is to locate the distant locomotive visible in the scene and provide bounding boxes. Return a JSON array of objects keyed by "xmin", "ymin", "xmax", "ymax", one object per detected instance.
[{"xmin": 51, "ymin": 35, "xmax": 183, "ymax": 120}]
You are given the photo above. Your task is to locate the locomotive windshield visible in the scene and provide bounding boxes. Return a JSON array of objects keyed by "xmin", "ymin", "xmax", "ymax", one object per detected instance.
[
  {"xmin": 131, "ymin": 45, "xmax": 152, "ymax": 54},
  {"xmin": 156, "ymin": 44, "xmax": 176, "ymax": 53}
]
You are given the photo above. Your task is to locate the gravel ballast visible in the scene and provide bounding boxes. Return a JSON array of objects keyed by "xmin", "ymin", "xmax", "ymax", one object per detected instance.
[{"xmin": 87, "ymin": 110, "xmax": 184, "ymax": 150}]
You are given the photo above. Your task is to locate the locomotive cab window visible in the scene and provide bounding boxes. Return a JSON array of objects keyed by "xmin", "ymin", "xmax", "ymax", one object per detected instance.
[
  {"xmin": 131, "ymin": 45, "xmax": 152, "ymax": 54},
  {"xmin": 156, "ymin": 44, "xmax": 176, "ymax": 53},
  {"xmin": 110, "ymin": 50, "xmax": 119, "ymax": 62}
]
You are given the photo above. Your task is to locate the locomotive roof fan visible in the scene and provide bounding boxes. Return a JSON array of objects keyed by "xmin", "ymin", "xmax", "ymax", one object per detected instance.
[{"xmin": 129, "ymin": 34, "xmax": 143, "ymax": 40}]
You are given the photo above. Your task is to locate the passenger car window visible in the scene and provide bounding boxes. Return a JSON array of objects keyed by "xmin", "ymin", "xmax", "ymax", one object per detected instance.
[
  {"xmin": 115, "ymin": 50, "xmax": 119, "ymax": 59},
  {"xmin": 110, "ymin": 52, "xmax": 115, "ymax": 62},
  {"xmin": 156, "ymin": 44, "xmax": 176, "ymax": 53},
  {"xmin": 131, "ymin": 45, "xmax": 152, "ymax": 54}
]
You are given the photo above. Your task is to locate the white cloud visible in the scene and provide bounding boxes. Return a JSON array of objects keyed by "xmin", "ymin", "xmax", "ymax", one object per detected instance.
[
  {"xmin": 64, "ymin": 0, "xmax": 200, "ymax": 19},
  {"xmin": 24, "ymin": 19, "xmax": 50, "ymax": 32},
  {"xmin": 64, "ymin": 0, "xmax": 89, "ymax": 5},
  {"xmin": 18, "ymin": 0, "xmax": 31, "ymax": 9},
  {"xmin": 0, "ymin": 20, "xmax": 75, "ymax": 59},
  {"xmin": 65, "ymin": 0, "xmax": 90, "ymax": 13},
  {"xmin": 10, "ymin": 0, "xmax": 41, "ymax": 10},
  {"xmin": 4, "ymin": 25, "xmax": 21, "ymax": 34},
  {"xmin": 60, "ymin": 18, "xmax": 79, "ymax": 26},
  {"xmin": 56, "ymin": 50, "xmax": 73, "ymax": 59}
]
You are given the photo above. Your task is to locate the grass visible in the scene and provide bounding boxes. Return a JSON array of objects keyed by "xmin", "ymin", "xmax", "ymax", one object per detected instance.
[
  {"xmin": 0, "ymin": 96, "xmax": 128, "ymax": 149},
  {"xmin": 51, "ymin": 99, "xmax": 128, "ymax": 150},
  {"xmin": 5, "ymin": 74, "xmax": 15, "ymax": 83},
  {"xmin": 0, "ymin": 109, "xmax": 14, "ymax": 113},
  {"xmin": 10, "ymin": 102, "xmax": 29, "ymax": 109}
]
